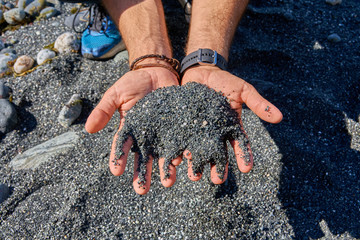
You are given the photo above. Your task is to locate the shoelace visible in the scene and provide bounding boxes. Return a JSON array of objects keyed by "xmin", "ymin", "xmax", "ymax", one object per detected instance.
[{"xmin": 72, "ymin": 4, "xmax": 109, "ymax": 34}]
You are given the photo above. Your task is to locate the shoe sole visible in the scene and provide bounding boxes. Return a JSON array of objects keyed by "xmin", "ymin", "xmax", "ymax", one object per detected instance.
[{"xmin": 82, "ymin": 40, "xmax": 127, "ymax": 60}]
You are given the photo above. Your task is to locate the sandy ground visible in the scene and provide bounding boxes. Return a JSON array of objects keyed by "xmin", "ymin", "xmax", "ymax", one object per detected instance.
[{"xmin": 0, "ymin": 0, "xmax": 359, "ymax": 239}]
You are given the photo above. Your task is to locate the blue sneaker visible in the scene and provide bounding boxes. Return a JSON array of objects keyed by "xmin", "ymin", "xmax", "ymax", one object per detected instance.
[{"xmin": 66, "ymin": 4, "xmax": 126, "ymax": 60}]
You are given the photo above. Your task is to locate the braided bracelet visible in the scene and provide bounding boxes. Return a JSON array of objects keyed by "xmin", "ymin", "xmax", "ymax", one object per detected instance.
[{"xmin": 130, "ymin": 54, "xmax": 180, "ymax": 73}]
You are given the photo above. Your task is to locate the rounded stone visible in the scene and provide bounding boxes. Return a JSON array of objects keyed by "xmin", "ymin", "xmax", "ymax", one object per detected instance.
[
  {"xmin": 54, "ymin": 32, "xmax": 80, "ymax": 54},
  {"xmin": 37, "ymin": 49, "xmax": 56, "ymax": 65},
  {"xmin": 0, "ymin": 183, "xmax": 10, "ymax": 204},
  {"xmin": 327, "ymin": 33, "xmax": 341, "ymax": 43},
  {"xmin": 17, "ymin": 0, "xmax": 33, "ymax": 9},
  {"xmin": 39, "ymin": 7, "xmax": 59, "ymax": 19},
  {"xmin": 0, "ymin": 80, "xmax": 10, "ymax": 99},
  {"xmin": 24, "ymin": 0, "xmax": 46, "ymax": 16},
  {"xmin": 0, "ymin": 48, "xmax": 17, "ymax": 55},
  {"xmin": 3, "ymin": 8, "xmax": 26, "ymax": 25},
  {"xmin": 58, "ymin": 94, "xmax": 83, "ymax": 127},
  {"xmin": 0, "ymin": 99, "xmax": 18, "ymax": 134},
  {"xmin": 0, "ymin": 53, "xmax": 17, "ymax": 74},
  {"xmin": 114, "ymin": 50, "xmax": 129, "ymax": 63},
  {"xmin": 13, "ymin": 55, "xmax": 35, "ymax": 74}
]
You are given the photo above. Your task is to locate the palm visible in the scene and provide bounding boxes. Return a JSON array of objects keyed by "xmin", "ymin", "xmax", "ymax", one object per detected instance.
[{"xmin": 181, "ymin": 66, "xmax": 283, "ymax": 183}]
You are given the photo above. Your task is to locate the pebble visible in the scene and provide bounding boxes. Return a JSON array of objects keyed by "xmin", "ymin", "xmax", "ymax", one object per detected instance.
[
  {"xmin": 58, "ymin": 94, "xmax": 82, "ymax": 127},
  {"xmin": 0, "ymin": 183, "xmax": 10, "ymax": 204},
  {"xmin": 114, "ymin": 50, "xmax": 129, "ymax": 63},
  {"xmin": 17, "ymin": 0, "xmax": 34, "ymax": 9},
  {"xmin": 327, "ymin": 33, "xmax": 341, "ymax": 43},
  {"xmin": 37, "ymin": 49, "xmax": 56, "ymax": 65},
  {"xmin": 3, "ymin": 8, "xmax": 26, "ymax": 25},
  {"xmin": 0, "ymin": 99, "xmax": 18, "ymax": 134},
  {"xmin": 54, "ymin": 32, "xmax": 80, "ymax": 54},
  {"xmin": 24, "ymin": 0, "xmax": 46, "ymax": 16},
  {"xmin": 325, "ymin": 0, "xmax": 342, "ymax": 5},
  {"xmin": 0, "ymin": 53, "xmax": 18, "ymax": 74},
  {"xmin": 13, "ymin": 55, "xmax": 35, "ymax": 74},
  {"xmin": 0, "ymin": 80, "xmax": 10, "ymax": 99},
  {"xmin": 5, "ymin": 2, "xmax": 15, "ymax": 9},
  {"xmin": 39, "ymin": 6, "xmax": 59, "ymax": 19},
  {"xmin": 0, "ymin": 10, "xmax": 4, "ymax": 24},
  {"xmin": 10, "ymin": 131, "xmax": 80, "ymax": 170},
  {"xmin": 0, "ymin": 40, "xmax": 4, "ymax": 51},
  {"xmin": 0, "ymin": 48, "xmax": 17, "ymax": 55},
  {"xmin": 313, "ymin": 41, "xmax": 324, "ymax": 50}
]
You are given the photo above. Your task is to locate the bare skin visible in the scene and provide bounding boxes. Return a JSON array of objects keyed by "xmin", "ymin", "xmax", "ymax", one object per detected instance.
[{"xmin": 85, "ymin": 0, "xmax": 283, "ymax": 194}]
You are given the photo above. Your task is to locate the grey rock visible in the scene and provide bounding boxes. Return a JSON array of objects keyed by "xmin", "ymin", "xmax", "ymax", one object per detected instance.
[
  {"xmin": 0, "ymin": 80, "xmax": 10, "ymax": 99},
  {"xmin": 0, "ymin": 184, "xmax": 10, "ymax": 204},
  {"xmin": 17, "ymin": 0, "xmax": 33, "ymax": 9},
  {"xmin": 39, "ymin": 7, "xmax": 59, "ymax": 19},
  {"xmin": 0, "ymin": 53, "xmax": 18, "ymax": 74},
  {"xmin": 114, "ymin": 50, "xmax": 129, "ymax": 63},
  {"xmin": 0, "ymin": 10, "xmax": 4, "ymax": 24},
  {"xmin": 5, "ymin": 2, "xmax": 15, "ymax": 9},
  {"xmin": 3, "ymin": 8, "xmax": 26, "ymax": 25},
  {"xmin": 0, "ymin": 99, "xmax": 18, "ymax": 134},
  {"xmin": 327, "ymin": 33, "xmax": 341, "ymax": 43},
  {"xmin": 10, "ymin": 132, "xmax": 80, "ymax": 170},
  {"xmin": 24, "ymin": 0, "xmax": 45, "ymax": 16},
  {"xmin": 0, "ymin": 48, "xmax": 17, "ymax": 55},
  {"xmin": 58, "ymin": 94, "xmax": 82, "ymax": 127},
  {"xmin": 0, "ymin": 40, "xmax": 4, "ymax": 51},
  {"xmin": 325, "ymin": 0, "xmax": 342, "ymax": 5},
  {"xmin": 46, "ymin": 0, "xmax": 61, "ymax": 8},
  {"xmin": 37, "ymin": 49, "xmax": 56, "ymax": 65}
]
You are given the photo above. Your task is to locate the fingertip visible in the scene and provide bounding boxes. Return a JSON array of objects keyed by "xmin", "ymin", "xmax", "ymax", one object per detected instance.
[
  {"xmin": 85, "ymin": 108, "xmax": 111, "ymax": 133},
  {"xmin": 231, "ymin": 140, "xmax": 254, "ymax": 173},
  {"xmin": 183, "ymin": 150, "xmax": 192, "ymax": 160},
  {"xmin": 172, "ymin": 156, "xmax": 182, "ymax": 166},
  {"xmin": 210, "ymin": 163, "xmax": 228, "ymax": 184},
  {"xmin": 159, "ymin": 158, "xmax": 176, "ymax": 188},
  {"xmin": 187, "ymin": 159, "xmax": 202, "ymax": 181},
  {"xmin": 133, "ymin": 155, "xmax": 153, "ymax": 195}
]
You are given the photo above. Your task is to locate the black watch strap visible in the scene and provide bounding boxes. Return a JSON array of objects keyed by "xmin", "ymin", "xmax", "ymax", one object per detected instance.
[{"xmin": 180, "ymin": 48, "xmax": 228, "ymax": 74}]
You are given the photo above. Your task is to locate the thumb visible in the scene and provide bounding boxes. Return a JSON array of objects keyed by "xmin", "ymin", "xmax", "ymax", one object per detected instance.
[
  {"xmin": 241, "ymin": 82, "xmax": 283, "ymax": 124},
  {"xmin": 85, "ymin": 88, "xmax": 121, "ymax": 133}
]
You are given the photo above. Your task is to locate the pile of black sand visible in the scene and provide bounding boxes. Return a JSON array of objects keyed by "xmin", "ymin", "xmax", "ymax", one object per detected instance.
[{"xmin": 115, "ymin": 82, "xmax": 250, "ymax": 182}]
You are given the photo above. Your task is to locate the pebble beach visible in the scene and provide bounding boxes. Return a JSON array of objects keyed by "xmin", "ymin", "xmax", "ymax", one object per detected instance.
[{"xmin": 1, "ymin": 0, "xmax": 360, "ymax": 239}]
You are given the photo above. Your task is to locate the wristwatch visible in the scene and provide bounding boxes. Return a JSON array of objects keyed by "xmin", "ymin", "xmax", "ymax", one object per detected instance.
[{"xmin": 180, "ymin": 48, "xmax": 228, "ymax": 74}]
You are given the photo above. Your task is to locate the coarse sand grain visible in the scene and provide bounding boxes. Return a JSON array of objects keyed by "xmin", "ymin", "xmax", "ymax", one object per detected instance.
[{"xmin": 115, "ymin": 82, "xmax": 250, "ymax": 183}]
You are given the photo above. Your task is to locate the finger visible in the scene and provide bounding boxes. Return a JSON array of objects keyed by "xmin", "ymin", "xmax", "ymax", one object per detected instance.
[
  {"xmin": 210, "ymin": 162, "xmax": 229, "ymax": 184},
  {"xmin": 172, "ymin": 156, "xmax": 182, "ymax": 166},
  {"xmin": 85, "ymin": 87, "xmax": 120, "ymax": 133},
  {"xmin": 133, "ymin": 154, "xmax": 153, "ymax": 195},
  {"xmin": 183, "ymin": 149, "xmax": 192, "ymax": 160},
  {"xmin": 187, "ymin": 159, "xmax": 202, "ymax": 181},
  {"xmin": 230, "ymin": 139, "xmax": 253, "ymax": 173},
  {"xmin": 159, "ymin": 158, "xmax": 177, "ymax": 188},
  {"xmin": 109, "ymin": 133, "xmax": 133, "ymax": 176},
  {"xmin": 241, "ymin": 82, "xmax": 283, "ymax": 124}
]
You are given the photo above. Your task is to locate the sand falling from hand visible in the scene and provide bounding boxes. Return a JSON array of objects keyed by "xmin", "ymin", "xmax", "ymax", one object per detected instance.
[{"xmin": 115, "ymin": 82, "xmax": 250, "ymax": 184}]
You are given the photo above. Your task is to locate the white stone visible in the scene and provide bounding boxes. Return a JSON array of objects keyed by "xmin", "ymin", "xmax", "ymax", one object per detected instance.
[
  {"xmin": 54, "ymin": 32, "xmax": 80, "ymax": 54},
  {"xmin": 13, "ymin": 55, "xmax": 34, "ymax": 74},
  {"xmin": 3, "ymin": 8, "xmax": 26, "ymax": 25},
  {"xmin": 58, "ymin": 94, "xmax": 82, "ymax": 127},
  {"xmin": 313, "ymin": 41, "xmax": 324, "ymax": 50},
  {"xmin": 10, "ymin": 132, "xmax": 80, "ymax": 170},
  {"xmin": 37, "ymin": 49, "xmax": 56, "ymax": 65}
]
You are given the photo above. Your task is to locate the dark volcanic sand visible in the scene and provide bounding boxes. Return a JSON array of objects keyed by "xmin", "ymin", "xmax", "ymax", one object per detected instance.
[{"xmin": 115, "ymin": 82, "xmax": 250, "ymax": 182}]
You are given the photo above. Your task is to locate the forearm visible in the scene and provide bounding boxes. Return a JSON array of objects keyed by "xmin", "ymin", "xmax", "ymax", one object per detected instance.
[
  {"xmin": 186, "ymin": 0, "xmax": 249, "ymax": 60},
  {"xmin": 102, "ymin": 0, "xmax": 172, "ymax": 63}
]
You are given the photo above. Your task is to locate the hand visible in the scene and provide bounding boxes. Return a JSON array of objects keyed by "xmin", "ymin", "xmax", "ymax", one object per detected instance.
[
  {"xmin": 85, "ymin": 67, "xmax": 180, "ymax": 195},
  {"xmin": 181, "ymin": 65, "xmax": 283, "ymax": 184}
]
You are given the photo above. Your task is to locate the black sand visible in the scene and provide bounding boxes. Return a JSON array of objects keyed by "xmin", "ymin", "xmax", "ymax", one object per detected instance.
[
  {"xmin": 115, "ymin": 82, "xmax": 249, "ymax": 182},
  {"xmin": 0, "ymin": 0, "xmax": 359, "ymax": 239}
]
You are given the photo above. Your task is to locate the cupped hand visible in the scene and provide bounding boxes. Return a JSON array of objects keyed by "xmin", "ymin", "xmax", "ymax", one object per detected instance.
[
  {"xmin": 85, "ymin": 67, "xmax": 180, "ymax": 195},
  {"xmin": 181, "ymin": 65, "xmax": 283, "ymax": 184}
]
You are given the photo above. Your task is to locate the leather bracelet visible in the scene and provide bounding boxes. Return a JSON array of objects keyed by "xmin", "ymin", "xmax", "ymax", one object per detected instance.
[
  {"xmin": 130, "ymin": 54, "xmax": 180, "ymax": 73},
  {"xmin": 180, "ymin": 48, "xmax": 228, "ymax": 75},
  {"xmin": 132, "ymin": 63, "xmax": 180, "ymax": 82}
]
